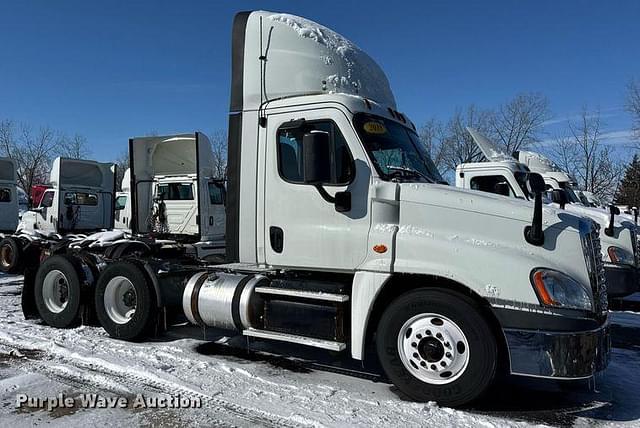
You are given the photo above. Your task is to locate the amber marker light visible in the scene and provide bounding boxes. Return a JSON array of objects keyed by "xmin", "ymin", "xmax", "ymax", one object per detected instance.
[
  {"xmin": 532, "ymin": 270, "xmax": 557, "ymax": 306},
  {"xmin": 373, "ymin": 244, "xmax": 387, "ymax": 254}
]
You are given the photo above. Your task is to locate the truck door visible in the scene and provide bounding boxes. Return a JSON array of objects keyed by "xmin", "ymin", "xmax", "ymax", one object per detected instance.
[
  {"xmin": 199, "ymin": 180, "xmax": 225, "ymax": 241},
  {"xmin": 155, "ymin": 181, "xmax": 198, "ymax": 235},
  {"xmin": 263, "ymin": 110, "xmax": 370, "ymax": 270},
  {"xmin": 36, "ymin": 190, "xmax": 56, "ymax": 231}
]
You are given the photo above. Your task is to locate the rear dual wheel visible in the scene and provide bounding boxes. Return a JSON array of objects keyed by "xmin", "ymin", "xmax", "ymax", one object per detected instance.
[
  {"xmin": 94, "ymin": 261, "xmax": 156, "ymax": 341},
  {"xmin": 0, "ymin": 237, "xmax": 23, "ymax": 274},
  {"xmin": 376, "ymin": 288, "xmax": 497, "ymax": 407},
  {"xmin": 34, "ymin": 254, "xmax": 86, "ymax": 328}
]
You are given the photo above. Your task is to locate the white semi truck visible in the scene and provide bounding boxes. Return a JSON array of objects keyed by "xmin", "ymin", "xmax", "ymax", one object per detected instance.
[
  {"xmin": 516, "ymin": 149, "xmax": 639, "ymax": 298},
  {"xmin": 0, "ymin": 157, "xmax": 116, "ymax": 275},
  {"xmin": 0, "ymin": 158, "xmax": 20, "ymax": 235},
  {"xmin": 455, "ymin": 129, "xmax": 638, "ymax": 298},
  {"xmin": 28, "ymin": 11, "xmax": 609, "ymax": 407}
]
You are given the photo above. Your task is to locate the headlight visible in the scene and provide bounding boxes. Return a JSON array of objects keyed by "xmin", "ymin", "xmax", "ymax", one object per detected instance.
[
  {"xmin": 607, "ymin": 246, "xmax": 635, "ymax": 265},
  {"xmin": 531, "ymin": 269, "xmax": 593, "ymax": 311}
]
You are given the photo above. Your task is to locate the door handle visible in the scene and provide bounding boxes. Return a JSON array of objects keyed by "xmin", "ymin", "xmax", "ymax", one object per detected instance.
[{"xmin": 269, "ymin": 226, "xmax": 284, "ymax": 253}]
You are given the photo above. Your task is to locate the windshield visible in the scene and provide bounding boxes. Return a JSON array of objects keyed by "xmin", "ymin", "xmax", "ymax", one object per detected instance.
[
  {"xmin": 353, "ymin": 113, "xmax": 445, "ymax": 184},
  {"xmin": 559, "ymin": 182, "xmax": 582, "ymax": 204}
]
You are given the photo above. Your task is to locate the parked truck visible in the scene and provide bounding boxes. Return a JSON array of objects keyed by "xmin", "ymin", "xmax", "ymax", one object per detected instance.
[
  {"xmin": 0, "ymin": 158, "xmax": 20, "ymax": 235},
  {"xmin": 455, "ymin": 128, "xmax": 638, "ymax": 298},
  {"xmin": 516, "ymin": 148, "xmax": 639, "ymax": 297},
  {"xmin": 0, "ymin": 157, "xmax": 116, "ymax": 274},
  {"xmin": 28, "ymin": 11, "xmax": 610, "ymax": 407}
]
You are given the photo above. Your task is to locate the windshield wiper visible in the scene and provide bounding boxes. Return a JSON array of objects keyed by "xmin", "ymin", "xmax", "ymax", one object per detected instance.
[{"xmin": 386, "ymin": 165, "xmax": 435, "ymax": 183}]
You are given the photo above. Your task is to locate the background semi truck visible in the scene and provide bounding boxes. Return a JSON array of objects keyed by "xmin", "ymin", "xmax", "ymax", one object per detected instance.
[
  {"xmin": 0, "ymin": 157, "xmax": 116, "ymax": 274},
  {"xmin": 27, "ymin": 11, "xmax": 610, "ymax": 407},
  {"xmin": 456, "ymin": 128, "xmax": 639, "ymax": 299},
  {"xmin": 0, "ymin": 158, "xmax": 20, "ymax": 235}
]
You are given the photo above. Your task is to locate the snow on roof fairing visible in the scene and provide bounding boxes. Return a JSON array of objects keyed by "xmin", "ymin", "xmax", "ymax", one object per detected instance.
[{"xmin": 236, "ymin": 11, "xmax": 397, "ymax": 110}]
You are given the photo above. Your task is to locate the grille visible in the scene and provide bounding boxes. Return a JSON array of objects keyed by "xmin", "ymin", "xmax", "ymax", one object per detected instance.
[
  {"xmin": 584, "ymin": 222, "xmax": 608, "ymax": 314},
  {"xmin": 632, "ymin": 228, "xmax": 639, "ymax": 267}
]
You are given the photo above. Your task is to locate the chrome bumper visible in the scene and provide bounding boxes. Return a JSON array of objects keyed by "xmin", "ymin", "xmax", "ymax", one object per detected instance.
[{"xmin": 504, "ymin": 323, "xmax": 610, "ymax": 379}]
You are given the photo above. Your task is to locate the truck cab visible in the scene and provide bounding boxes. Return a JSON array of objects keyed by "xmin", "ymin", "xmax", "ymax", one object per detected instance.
[
  {"xmin": 188, "ymin": 11, "xmax": 608, "ymax": 406},
  {"xmin": 114, "ymin": 168, "xmax": 131, "ymax": 232},
  {"xmin": 20, "ymin": 157, "xmax": 116, "ymax": 234},
  {"xmin": 128, "ymin": 133, "xmax": 226, "ymax": 258},
  {"xmin": 456, "ymin": 128, "xmax": 638, "ymax": 298},
  {"xmin": 0, "ymin": 158, "xmax": 19, "ymax": 234}
]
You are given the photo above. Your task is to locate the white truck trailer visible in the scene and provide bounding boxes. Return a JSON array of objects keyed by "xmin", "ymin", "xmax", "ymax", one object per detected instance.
[
  {"xmin": 455, "ymin": 128, "xmax": 638, "ymax": 298},
  {"xmin": 0, "ymin": 157, "xmax": 116, "ymax": 275},
  {"xmin": 29, "ymin": 11, "xmax": 609, "ymax": 407}
]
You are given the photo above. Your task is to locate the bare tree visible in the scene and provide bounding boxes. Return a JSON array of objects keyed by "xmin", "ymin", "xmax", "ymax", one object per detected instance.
[
  {"xmin": 547, "ymin": 108, "xmax": 625, "ymax": 201},
  {"xmin": 418, "ymin": 118, "xmax": 446, "ymax": 171},
  {"xmin": 490, "ymin": 92, "xmax": 551, "ymax": 154},
  {"xmin": 59, "ymin": 133, "xmax": 91, "ymax": 159},
  {"xmin": 626, "ymin": 78, "xmax": 640, "ymax": 143},
  {"xmin": 114, "ymin": 150, "xmax": 129, "ymax": 191},
  {"xmin": 438, "ymin": 105, "xmax": 494, "ymax": 175},
  {"xmin": 209, "ymin": 130, "xmax": 227, "ymax": 179},
  {"xmin": 0, "ymin": 120, "xmax": 59, "ymax": 198}
]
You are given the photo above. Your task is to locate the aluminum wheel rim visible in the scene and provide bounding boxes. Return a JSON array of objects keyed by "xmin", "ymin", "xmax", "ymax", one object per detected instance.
[
  {"xmin": 0, "ymin": 244, "xmax": 12, "ymax": 268},
  {"xmin": 42, "ymin": 270, "xmax": 69, "ymax": 314},
  {"xmin": 104, "ymin": 276, "xmax": 137, "ymax": 325},
  {"xmin": 397, "ymin": 313, "xmax": 470, "ymax": 385}
]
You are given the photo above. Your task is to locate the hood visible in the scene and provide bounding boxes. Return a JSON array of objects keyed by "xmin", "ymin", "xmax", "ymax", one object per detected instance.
[
  {"xmin": 466, "ymin": 127, "xmax": 513, "ymax": 162},
  {"xmin": 399, "ymin": 182, "xmax": 583, "ymax": 231},
  {"xmin": 561, "ymin": 203, "xmax": 632, "ymax": 230}
]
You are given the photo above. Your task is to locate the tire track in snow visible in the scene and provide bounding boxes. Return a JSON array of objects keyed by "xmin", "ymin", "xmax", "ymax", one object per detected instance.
[{"xmin": 0, "ymin": 331, "xmax": 311, "ymax": 428}]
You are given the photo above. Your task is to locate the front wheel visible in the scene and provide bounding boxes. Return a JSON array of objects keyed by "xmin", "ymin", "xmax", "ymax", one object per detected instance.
[
  {"xmin": 94, "ymin": 261, "xmax": 156, "ymax": 340},
  {"xmin": 376, "ymin": 288, "xmax": 497, "ymax": 407}
]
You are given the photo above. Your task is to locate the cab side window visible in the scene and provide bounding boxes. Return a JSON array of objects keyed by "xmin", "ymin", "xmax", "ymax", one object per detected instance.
[
  {"xmin": 0, "ymin": 188, "xmax": 11, "ymax": 203},
  {"xmin": 470, "ymin": 175, "xmax": 513, "ymax": 197},
  {"xmin": 40, "ymin": 191, "xmax": 54, "ymax": 208},
  {"xmin": 115, "ymin": 195, "xmax": 127, "ymax": 211},
  {"xmin": 277, "ymin": 120, "xmax": 354, "ymax": 185},
  {"xmin": 208, "ymin": 182, "xmax": 225, "ymax": 205}
]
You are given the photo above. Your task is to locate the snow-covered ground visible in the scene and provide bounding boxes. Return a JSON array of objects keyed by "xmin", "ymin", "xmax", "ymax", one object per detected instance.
[{"xmin": 0, "ymin": 274, "xmax": 639, "ymax": 427}]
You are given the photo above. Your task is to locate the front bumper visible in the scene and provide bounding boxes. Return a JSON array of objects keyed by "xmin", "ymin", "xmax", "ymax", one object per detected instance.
[
  {"xmin": 503, "ymin": 322, "xmax": 610, "ymax": 379},
  {"xmin": 604, "ymin": 263, "xmax": 639, "ymax": 298}
]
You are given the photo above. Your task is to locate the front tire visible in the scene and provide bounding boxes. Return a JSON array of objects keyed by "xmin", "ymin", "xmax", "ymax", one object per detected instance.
[
  {"xmin": 94, "ymin": 261, "xmax": 156, "ymax": 340},
  {"xmin": 376, "ymin": 288, "xmax": 497, "ymax": 407}
]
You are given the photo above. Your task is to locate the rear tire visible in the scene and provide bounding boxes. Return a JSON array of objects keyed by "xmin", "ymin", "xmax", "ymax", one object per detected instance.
[
  {"xmin": 0, "ymin": 237, "xmax": 22, "ymax": 274},
  {"xmin": 94, "ymin": 261, "xmax": 156, "ymax": 340},
  {"xmin": 376, "ymin": 288, "xmax": 497, "ymax": 407},
  {"xmin": 34, "ymin": 255, "xmax": 85, "ymax": 328}
]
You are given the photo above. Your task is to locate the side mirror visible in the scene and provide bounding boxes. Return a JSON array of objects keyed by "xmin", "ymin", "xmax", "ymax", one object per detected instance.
[
  {"xmin": 493, "ymin": 182, "xmax": 510, "ymax": 197},
  {"xmin": 633, "ymin": 207, "xmax": 638, "ymax": 225},
  {"xmin": 605, "ymin": 204, "xmax": 620, "ymax": 237},
  {"xmin": 526, "ymin": 173, "xmax": 545, "ymax": 194},
  {"xmin": 550, "ymin": 189, "xmax": 568, "ymax": 209},
  {"xmin": 524, "ymin": 173, "xmax": 545, "ymax": 246},
  {"xmin": 303, "ymin": 131, "xmax": 331, "ymax": 184},
  {"xmin": 334, "ymin": 191, "xmax": 351, "ymax": 212}
]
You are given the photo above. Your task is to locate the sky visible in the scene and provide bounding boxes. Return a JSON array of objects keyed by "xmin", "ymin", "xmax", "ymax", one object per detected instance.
[{"xmin": 1, "ymin": 0, "xmax": 639, "ymax": 162}]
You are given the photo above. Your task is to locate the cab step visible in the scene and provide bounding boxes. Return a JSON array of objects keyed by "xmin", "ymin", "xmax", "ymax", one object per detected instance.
[
  {"xmin": 242, "ymin": 328, "xmax": 347, "ymax": 352},
  {"xmin": 254, "ymin": 286, "xmax": 349, "ymax": 302}
]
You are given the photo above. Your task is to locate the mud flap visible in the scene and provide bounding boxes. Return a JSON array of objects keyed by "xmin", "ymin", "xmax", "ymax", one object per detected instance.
[{"xmin": 21, "ymin": 267, "xmax": 39, "ymax": 319}]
